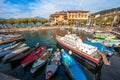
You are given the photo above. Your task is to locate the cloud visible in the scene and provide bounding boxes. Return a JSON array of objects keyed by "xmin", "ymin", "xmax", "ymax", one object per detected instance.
[
  {"xmin": 0, "ymin": 0, "xmax": 120, "ymax": 19},
  {"xmin": 0, "ymin": 0, "xmax": 31, "ymax": 18}
]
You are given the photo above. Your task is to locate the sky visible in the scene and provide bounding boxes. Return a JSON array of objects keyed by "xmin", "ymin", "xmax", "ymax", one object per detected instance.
[{"xmin": 0, "ymin": 0, "xmax": 120, "ymax": 19}]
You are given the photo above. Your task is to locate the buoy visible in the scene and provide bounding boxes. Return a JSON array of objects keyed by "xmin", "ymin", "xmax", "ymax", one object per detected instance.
[
  {"xmin": 69, "ymin": 50, "xmax": 72, "ymax": 55},
  {"xmin": 56, "ymin": 48, "xmax": 59, "ymax": 51},
  {"xmin": 61, "ymin": 49, "xmax": 64, "ymax": 52}
]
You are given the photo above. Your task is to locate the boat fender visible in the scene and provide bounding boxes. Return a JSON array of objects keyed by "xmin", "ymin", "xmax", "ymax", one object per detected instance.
[
  {"xmin": 61, "ymin": 49, "xmax": 64, "ymax": 52},
  {"xmin": 56, "ymin": 48, "xmax": 60, "ymax": 51},
  {"xmin": 46, "ymin": 70, "xmax": 53, "ymax": 77},
  {"xmin": 69, "ymin": 50, "xmax": 72, "ymax": 55}
]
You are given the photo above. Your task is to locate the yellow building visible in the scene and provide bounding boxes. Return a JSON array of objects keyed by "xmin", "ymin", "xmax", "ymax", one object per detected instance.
[
  {"xmin": 67, "ymin": 10, "xmax": 89, "ymax": 20},
  {"xmin": 67, "ymin": 10, "xmax": 89, "ymax": 25},
  {"xmin": 50, "ymin": 11, "xmax": 67, "ymax": 25},
  {"xmin": 50, "ymin": 10, "xmax": 89, "ymax": 25}
]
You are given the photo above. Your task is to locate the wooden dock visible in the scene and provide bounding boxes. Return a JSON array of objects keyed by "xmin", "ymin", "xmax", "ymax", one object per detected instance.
[{"xmin": 0, "ymin": 37, "xmax": 25, "ymax": 45}]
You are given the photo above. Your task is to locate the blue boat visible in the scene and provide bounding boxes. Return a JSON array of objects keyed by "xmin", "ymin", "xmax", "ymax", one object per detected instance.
[
  {"xmin": 84, "ymin": 40, "xmax": 114, "ymax": 56},
  {"xmin": 61, "ymin": 51, "xmax": 87, "ymax": 80},
  {"xmin": 0, "ymin": 42, "xmax": 22, "ymax": 57},
  {"xmin": 0, "ymin": 50, "xmax": 12, "ymax": 57},
  {"xmin": 0, "ymin": 42, "xmax": 15, "ymax": 49}
]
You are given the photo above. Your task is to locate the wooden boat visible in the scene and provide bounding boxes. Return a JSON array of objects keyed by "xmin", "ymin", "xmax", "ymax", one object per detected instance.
[
  {"xmin": 0, "ymin": 37, "xmax": 11, "ymax": 43},
  {"xmin": 0, "ymin": 42, "xmax": 16, "ymax": 49},
  {"xmin": 45, "ymin": 49, "xmax": 61, "ymax": 79},
  {"xmin": 0, "ymin": 34, "xmax": 21, "ymax": 43},
  {"xmin": 9, "ymin": 43, "xmax": 39, "ymax": 62},
  {"xmin": 84, "ymin": 40, "xmax": 114, "ymax": 56},
  {"xmin": 2, "ymin": 43, "xmax": 29, "ymax": 62},
  {"xmin": 56, "ymin": 32, "xmax": 102, "ymax": 67},
  {"xmin": 0, "ymin": 42, "xmax": 22, "ymax": 57},
  {"xmin": 0, "ymin": 37, "xmax": 25, "ymax": 45},
  {"xmin": 61, "ymin": 50, "xmax": 87, "ymax": 80},
  {"xmin": 21, "ymin": 46, "xmax": 46, "ymax": 67},
  {"xmin": 0, "ymin": 34, "xmax": 21, "ymax": 38},
  {"xmin": 30, "ymin": 47, "xmax": 53, "ymax": 73}
]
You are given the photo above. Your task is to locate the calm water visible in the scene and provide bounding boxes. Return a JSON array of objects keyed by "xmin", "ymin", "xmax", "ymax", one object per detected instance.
[{"xmin": 0, "ymin": 28, "xmax": 98, "ymax": 80}]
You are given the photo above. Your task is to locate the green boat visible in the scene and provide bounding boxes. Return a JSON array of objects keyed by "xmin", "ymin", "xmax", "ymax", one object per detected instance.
[{"xmin": 94, "ymin": 35, "xmax": 117, "ymax": 39}]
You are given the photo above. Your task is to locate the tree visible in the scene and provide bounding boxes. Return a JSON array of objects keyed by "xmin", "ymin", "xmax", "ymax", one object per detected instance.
[
  {"xmin": 6, "ymin": 19, "xmax": 15, "ymax": 28},
  {"xmin": 31, "ymin": 18, "xmax": 38, "ymax": 27},
  {"xmin": 0, "ymin": 20, "xmax": 7, "ymax": 28},
  {"xmin": 39, "ymin": 19, "xmax": 49, "ymax": 25},
  {"xmin": 15, "ymin": 19, "xmax": 22, "ymax": 27},
  {"xmin": 23, "ymin": 18, "xmax": 29, "ymax": 27}
]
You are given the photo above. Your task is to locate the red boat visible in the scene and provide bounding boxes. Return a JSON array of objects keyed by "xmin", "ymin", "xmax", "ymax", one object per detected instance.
[
  {"xmin": 56, "ymin": 33, "xmax": 102, "ymax": 67},
  {"xmin": 21, "ymin": 46, "xmax": 46, "ymax": 67}
]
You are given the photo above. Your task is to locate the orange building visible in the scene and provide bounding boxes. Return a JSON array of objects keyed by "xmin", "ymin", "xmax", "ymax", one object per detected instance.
[
  {"xmin": 50, "ymin": 10, "xmax": 89, "ymax": 25},
  {"xmin": 50, "ymin": 11, "xmax": 67, "ymax": 25}
]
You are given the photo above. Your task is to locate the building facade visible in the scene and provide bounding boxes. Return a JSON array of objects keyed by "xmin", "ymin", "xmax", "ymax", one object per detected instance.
[
  {"xmin": 50, "ymin": 10, "xmax": 89, "ymax": 25},
  {"xmin": 50, "ymin": 11, "xmax": 67, "ymax": 25}
]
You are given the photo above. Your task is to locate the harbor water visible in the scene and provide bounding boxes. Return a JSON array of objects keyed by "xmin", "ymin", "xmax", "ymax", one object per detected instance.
[{"xmin": 0, "ymin": 28, "xmax": 100, "ymax": 80}]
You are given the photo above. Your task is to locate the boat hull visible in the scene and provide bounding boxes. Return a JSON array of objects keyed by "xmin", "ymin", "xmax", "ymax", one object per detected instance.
[
  {"xmin": 56, "ymin": 36, "xmax": 102, "ymax": 67},
  {"xmin": 2, "ymin": 46, "xmax": 30, "ymax": 62},
  {"xmin": 84, "ymin": 40, "xmax": 113, "ymax": 56},
  {"xmin": 21, "ymin": 46, "xmax": 46, "ymax": 67},
  {"xmin": 31, "ymin": 59, "xmax": 46, "ymax": 73},
  {"xmin": 45, "ymin": 50, "xmax": 60, "ymax": 79},
  {"xmin": 61, "ymin": 51, "xmax": 87, "ymax": 80}
]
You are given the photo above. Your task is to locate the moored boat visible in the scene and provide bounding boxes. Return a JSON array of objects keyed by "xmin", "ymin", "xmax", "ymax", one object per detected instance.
[
  {"xmin": 61, "ymin": 49, "xmax": 87, "ymax": 80},
  {"xmin": 45, "ymin": 49, "xmax": 61, "ymax": 79},
  {"xmin": 0, "ymin": 42, "xmax": 16, "ymax": 49},
  {"xmin": 9, "ymin": 43, "xmax": 39, "ymax": 62},
  {"xmin": 102, "ymin": 39, "xmax": 120, "ymax": 48},
  {"xmin": 0, "ymin": 42, "xmax": 23, "ymax": 58},
  {"xmin": 30, "ymin": 47, "xmax": 53, "ymax": 73},
  {"xmin": 93, "ymin": 32, "xmax": 117, "ymax": 39},
  {"xmin": 2, "ymin": 43, "xmax": 30, "ymax": 62},
  {"xmin": 84, "ymin": 40, "xmax": 114, "ymax": 56},
  {"xmin": 21, "ymin": 46, "xmax": 46, "ymax": 67},
  {"xmin": 87, "ymin": 38, "xmax": 120, "ymax": 48},
  {"xmin": 56, "ymin": 32, "xmax": 102, "ymax": 67}
]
